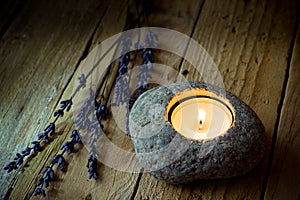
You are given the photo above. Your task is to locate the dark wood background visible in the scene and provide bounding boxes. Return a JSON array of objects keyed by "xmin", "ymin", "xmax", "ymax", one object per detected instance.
[{"xmin": 0, "ymin": 0, "xmax": 299, "ymax": 199}]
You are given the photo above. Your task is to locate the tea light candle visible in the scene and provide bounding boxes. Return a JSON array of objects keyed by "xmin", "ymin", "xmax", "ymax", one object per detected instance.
[
  {"xmin": 166, "ymin": 88, "xmax": 235, "ymax": 141},
  {"xmin": 129, "ymin": 82, "xmax": 265, "ymax": 183}
]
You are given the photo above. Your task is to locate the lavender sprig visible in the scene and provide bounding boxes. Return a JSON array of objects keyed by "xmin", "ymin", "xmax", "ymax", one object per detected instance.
[
  {"xmin": 5, "ymin": 6, "xmax": 156, "ymax": 197},
  {"xmin": 54, "ymin": 99, "xmax": 73, "ymax": 119},
  {"xmin": 136, "ymin": 49, "xmax": 153, "ymax": 89},
  {"xmin": 86, "ymin": 100, "xmax": 109, "ymax": 180},
  {"xmin": 89, "ymin": 99, "xmax": 109, "ymax": 179},
  {"xmin": 112, "ymin": 37, "xmax": 132, "ymax": 106},
  {"xmin": 34, "ymin": 130, "xmax": 81, "ymax": 197},
  {"xmin": 4, "ymin": 97, "xmax": 73, "ymax": 173},
  {"xmin": 74, "ymin": 89, "xmax": 107, "ymax": 131},
  {"xmin": 129, "ymin": 31, "xmax": 158, "ymax": 109},
  {"xmin": 144, "ymin": 31, "xmax": 158, "ymax": 48},
  {"xmin": 136, "ymin": 32, "xmax": 157, "ymax": 93},
  {"xmin": 75, "ymin": 88, "xmax": 109, "ymax": 179},
  {"xmin": 86, "ymin": 154, "xmax": 98, "ymax": 180},
  {"xmin": 109, "ymin": 36, "xmax": 133, "ymax": 135}
]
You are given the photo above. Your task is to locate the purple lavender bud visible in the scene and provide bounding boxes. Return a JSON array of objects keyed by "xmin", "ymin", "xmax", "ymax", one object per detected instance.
[
  {"xmin": 60, "ymin": 141, "xmax": 75, "ymax": 154},
  {"xmin": 118, "ymin": 54, "xmax": 130, "ymax": 66},
  {"xmin": 14, "ymin": 153, "xmax": 23, "ymax": 165},
  {"xmin": 135, "ymin": 41, "xmax": 144, "ymax": 49},
  {"xmin": 41, "ymin": 189, "xmax": 46, "ymax": 197},
  {"xmin": 70, "ymin": 130, "xmax": 80, "ymax": 143},
  {"xmin": 44, "ymin": 178, "xmax": 49, "ymax": 188},
  {"xmin": 60, "ymin": 100, "xmax": 67, "ymax": 109},
  {"xmin": 145, "ymin": 32, "xmax": 158, "ymax": 47},
  {"xmin": 119, "ymin": 65, "xmax": 128, "ymax": 75},
  {"xmin": 181, "ymin": 69, "xmax": 189, "ymax": 75},
  {"xmin": 44, "ymin": 123, "xmax": 55, "ymax": 135},
  {"xmin": 50, "ymin": 155, "xmax": 59, "ymax": 165},
  {"xmin": 88, "ymin": 171, "xmax": 93, "ymax": 179},
  {"xmin": 21, "ymin": 147, "xmax": 31, "ymax": 156},
  {"xmin": 37, "ymin": 132, "xmax": 44, "ymax": 140},
  {"xmin": 66, "ymin": 101, "xmax": 72, "ymax": 112},
  {"xmin": 95, "ymin": 100, "xmax": 101, "ymax": 109},
  {"xmin": 4, "ymin": 161, "xmax": 17, "ymax": 173},
  {"xmin": 57, "ymin": 156, "xmax": 66, "ymax": 169},
  {"xmin": 143, "ymin": 49, "xmax": 154, "ymax": 63},
  {"xmin": 44, "ymin": 136, "xmax": 50, "ymax": 144},
  {"xmin": 41, "ymin": 168, "xmax": 47, "ymax": 174},
  {"xmin": 34, "ymin": 188, "xmax": 46, "ymax": 197},
  {"xmin": 146, "ymin": 61, "xmax": 153, "ymax": 70},
  {"xmin": 14, "ymin": 153, "xmax": 21, "ymax": 159},
  {"xmin": 54, "ymin": 109, "xmax": 64, "ymax": 117},
  {"xmin": 87, "ymin": 155, "xmax": 98, "ymax": 180},
  {"xmin": 33, "ymin": 189, "xmax": 39, "ymax": 196},
  {"xmin": 93, "ymin": 172, "xmax": 98, "ymax": 180},
  {"xmin": 32, "ymin": 142, "xmax": 41, "ymax": 152},
  {"xmin": 47, "ymin": 168, "xmax": 55, "ymax": 180},
  {"xmin": 37, "ymin": 177, "xmax": 44, "ymax": 186},
  {"xmin": 99, "ymin": 105, "xmax": 108, "ymax": 118},
  {"xmin": 32, "ymin": 141, "xmax": 39, "ymax": 145},
  {"xmin": 120, "ymin": 37, "xmax": 132, "ymax": 52}
]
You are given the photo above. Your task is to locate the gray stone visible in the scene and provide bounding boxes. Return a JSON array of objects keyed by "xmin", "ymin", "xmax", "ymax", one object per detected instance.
[{"xmin": 129, "ymin": 81, "xmax": 266, "ymax": 183}]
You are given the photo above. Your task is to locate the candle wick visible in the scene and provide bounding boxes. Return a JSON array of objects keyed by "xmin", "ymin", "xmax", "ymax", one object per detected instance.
[{"xmin": 199, "ymin": 120, "xmax": 203, "ymax": 130}]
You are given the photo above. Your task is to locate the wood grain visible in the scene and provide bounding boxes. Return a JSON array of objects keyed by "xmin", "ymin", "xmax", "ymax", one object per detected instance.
[
  {"xmin": 0, "ymin": 0, "xmax": 110, "ymax": 199},
  {"xmin": 73, "ymin": 0, "xmax": 205, "ymax": 199},
  {"xmin": 5, "ymin": 0, "xmax": 144, "ymax": 199},
  {"xmin": 134, "ymin": 0, "xmax": 300, "ymax": 199},
  {"xmin": 264, "ymin": 18, "xmax": 300, "ymax": 200},
  {"xmin": 1, "ymin": 0, "xmax": 299, "ymax": 199}
]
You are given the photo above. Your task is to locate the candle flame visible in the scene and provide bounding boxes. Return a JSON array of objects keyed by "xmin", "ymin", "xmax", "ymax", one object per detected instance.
[{"xmin": 198, "ymin": 109, "xmax": 206, "ymax": 130}]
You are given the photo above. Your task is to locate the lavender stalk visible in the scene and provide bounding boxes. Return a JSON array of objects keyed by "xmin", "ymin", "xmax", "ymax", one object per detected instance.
[{"xmin": 34, "ymin": 130, "xmax": 81, "ymax": 197}]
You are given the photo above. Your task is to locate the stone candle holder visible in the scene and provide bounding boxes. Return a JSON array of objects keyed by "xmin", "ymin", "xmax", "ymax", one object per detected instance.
[{"xmin": 129, "ymin": 81, "xmax": 266, "ymax": 183}]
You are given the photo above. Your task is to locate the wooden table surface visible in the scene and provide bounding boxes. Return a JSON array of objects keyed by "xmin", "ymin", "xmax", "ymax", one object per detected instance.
[{"xmin": 1, "ymin": 0, "xmax": 299, "ymax": 199}]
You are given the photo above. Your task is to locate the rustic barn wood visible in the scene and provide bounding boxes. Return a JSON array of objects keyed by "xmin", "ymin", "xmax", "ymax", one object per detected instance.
[
  {"xmin": 265, "ymin": 18, "xmax": 300, "ymax": 200},
  {"xmin": 0, "ymin": 0, "xmax": 299, "ymax": 199}
]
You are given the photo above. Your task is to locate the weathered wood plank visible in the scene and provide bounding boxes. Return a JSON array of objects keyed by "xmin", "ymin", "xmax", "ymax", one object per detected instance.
[
  {"xmin": 69, "ymin": 0, "xmax": 204, "ymax": 199},
  {"xmin": 147, "ymin": 0, "xmax": 203, "ymax": 72},
  {"xmin": 43, "ymin": 0, "xmax": 203, "ymax": 199},
  {"xmin": 264, "ymin": 18, "xmax": 300, "ymax": 200},
  {"xmin": 134, "ymin": 0, "xmax": 300, "ymax": 199},
  {"xmin": 2, "ymin": 0, "xmax": 299, "ymax": 199},
  {"xmin": 38, "ymin": 1, "xmax": 142, "ymax": 199},
  {"xmin": 0, "ymin": 0, "xmax": 110, "ymax": 199},
  {"xmin": 6, "ymin": 0, "xmax": 141, "ymax": 199}
]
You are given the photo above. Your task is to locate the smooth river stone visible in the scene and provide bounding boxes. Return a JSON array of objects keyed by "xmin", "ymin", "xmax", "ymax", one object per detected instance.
[{"xmin": 129, "ymin": 81, "xmax": 266, "ymax": 183}]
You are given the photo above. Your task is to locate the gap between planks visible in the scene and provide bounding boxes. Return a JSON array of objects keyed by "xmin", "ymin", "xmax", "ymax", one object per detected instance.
[
  {"xmin": 263, "ymin": 14, "xmax": 300, "ymax": 200},
  {"xmin": 260, "ymin": 10, "xmax": 300, "ymax": 200}
]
